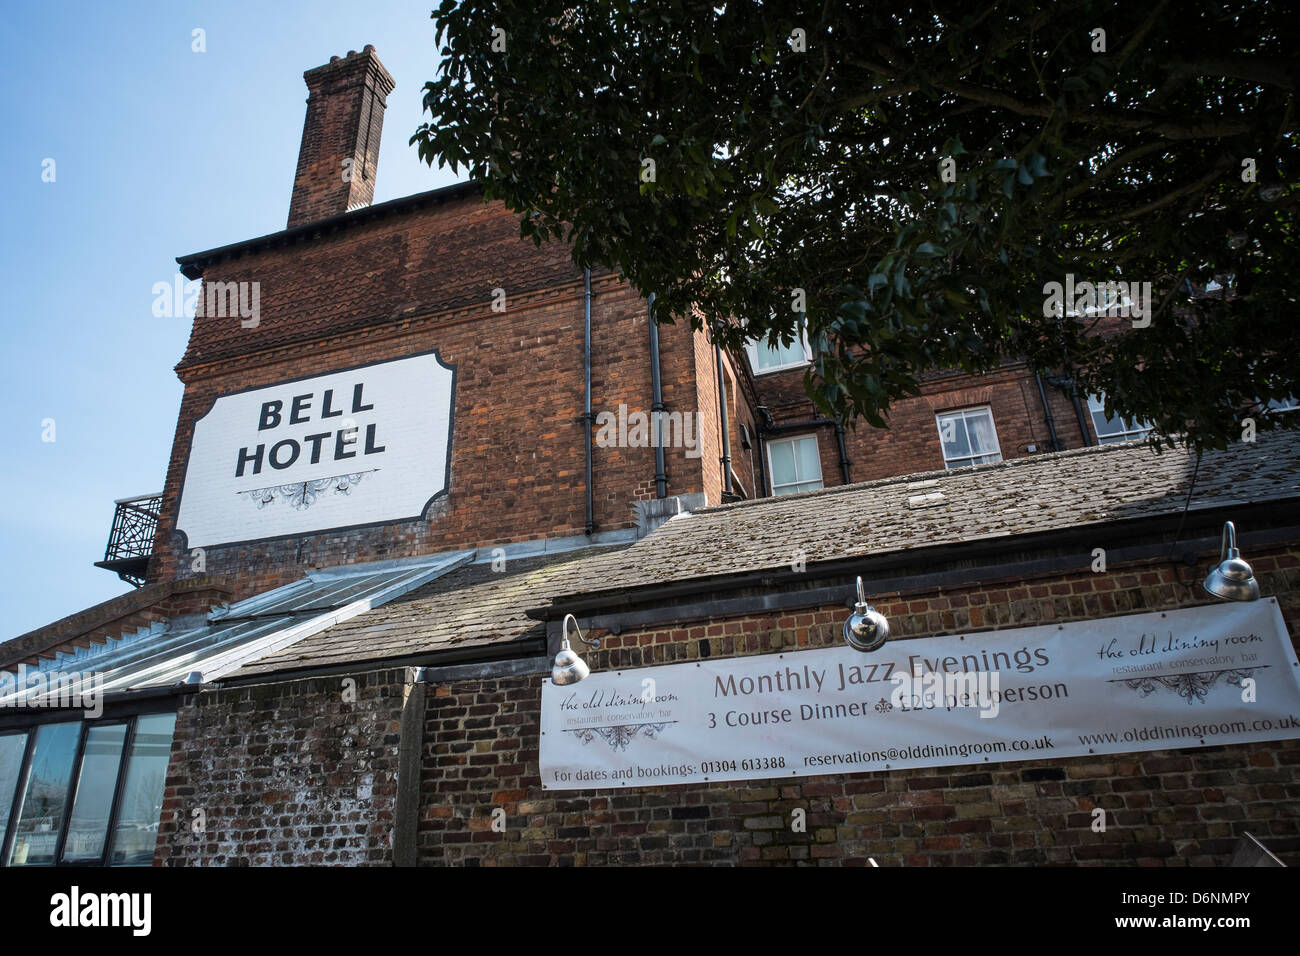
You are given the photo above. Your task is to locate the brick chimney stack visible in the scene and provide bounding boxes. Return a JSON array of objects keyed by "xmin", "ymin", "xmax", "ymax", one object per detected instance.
[{"xmin": 287, "ymin": 45, "xmax": 396, "ymax": 228}]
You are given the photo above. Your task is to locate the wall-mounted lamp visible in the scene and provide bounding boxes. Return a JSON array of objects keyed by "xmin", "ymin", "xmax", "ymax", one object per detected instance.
[
  {"xmin": 551, "ymin": 613, "xmax": 601, "ymax": 685},
  {"xmin": 1203, "ymin": 521, "xmax": 1260, "ymax": 602},
  {"xmin": 843, "ymin": 577, "xmax": 889, "ymax": 652}
]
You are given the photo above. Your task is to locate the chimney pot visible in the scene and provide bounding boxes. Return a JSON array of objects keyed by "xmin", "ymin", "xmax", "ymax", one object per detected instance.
[{"xmin": 287, "ymin": 46, "xmax": 395, "ymax": 228}]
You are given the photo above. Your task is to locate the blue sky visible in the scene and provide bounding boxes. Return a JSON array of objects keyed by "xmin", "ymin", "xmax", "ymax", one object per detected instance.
[{"xmin": 0, "ymin": 1, "xmax": 464, "ymax": 636}]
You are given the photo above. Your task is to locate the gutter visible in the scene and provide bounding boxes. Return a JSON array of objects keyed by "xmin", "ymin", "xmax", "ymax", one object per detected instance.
[
  {"xmin": 1070, "ymin": 385, "xmax": 1093, "ymax": 446},
  {"xmin": 1035, "ymin": 372, "xmax": 1063, "ymax": 452},
  {"xmin": 583, "ymin": 268, "xmax": 596, "ymax": 534},
  {"xmin": 209, "ymin": 635, "xmax": 547, "ymax": 689},
  {"xmin": 648, "ymin": 293, "xmax": 668, "ymax": 498},
  {"xmin": 714, "ymin": 342, "xmax": 734, "ymax": 498},
  {"xmin": 834, "ymin": 420, "xmax": 852, "ymax": 484},
  {"xmin": 0, "ymin": 681, "xmax": 198, "ymax": 733},
  {"xmin": 760, "ymin": 416, "xmax": 838, "ymax": 435}
]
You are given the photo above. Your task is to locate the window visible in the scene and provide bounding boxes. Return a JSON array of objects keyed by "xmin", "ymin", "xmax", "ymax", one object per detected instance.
[
  {"xmin": 108, "ymin": 713, "xmax": 176, "ymax": 866},
  {"xmin": 62, "ymin": 723, "xmax": 128, "ymax": 863},
  {"xmin": 0, "ymin": 734, "xmax": 28, "ymax": 848},
  {"xmin": 745, "ymin": 323, "xmax": 812, "ymax": 375},
  {"xmin": 936, "ymin": 407, "xmax": 1003, "ymax": 469},
  {"xmin": 0, "ymin": 711, "xmax": 177, "ymax": 867},
  {"xmin": 4, "ymin": 721, "xmax": 79, "ymax": 866},
  {"xmin": 767, "ymin": 435, "xmax": 824, "ymax": 495},
  {"xmin": 1087, "ymin": 393, "xmax": 1152, "ymax": 444}
]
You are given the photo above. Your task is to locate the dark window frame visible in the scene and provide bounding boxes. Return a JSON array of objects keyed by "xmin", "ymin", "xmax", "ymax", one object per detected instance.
[{"xmin": 0, "ymin": 700, "xmax": 177, "ymax": 868}]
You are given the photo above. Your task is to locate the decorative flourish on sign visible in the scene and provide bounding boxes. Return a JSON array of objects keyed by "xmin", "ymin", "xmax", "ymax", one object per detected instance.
[
  {"xmin": 874, "ymin": 697, "xmax": 893, "ymax": 714},
  {"xmin": 1111, "ymin": 667, "xmax": 1261, "ymax": 705},
  {"xmin": 567, "ymin": 721, "xmax": 676, "ymax": 752},
  {"xmin": 238, "ymin": 470, "xmax": 376, "ymax": 511}
]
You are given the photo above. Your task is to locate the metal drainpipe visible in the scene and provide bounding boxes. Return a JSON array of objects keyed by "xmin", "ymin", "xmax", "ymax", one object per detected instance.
[
  {"xmin": 756, "ymin": 431, "xmax": 770, "ymax": 497},
  {"xmin": 584, "ymin": 269, "xmax": 595, "ymax": 534},
  {"xmin": 834, "ymin": 420, "xmax": 852, "ymax": 484},
  {"xmin": 1034, "ymin": 372, "xmax": 1062, "ymax": 452},
  {"xmin": 648, "ymin": 293, "xmax": 667, "ymax": 498},
  {"xmin": 714, "ymin": 342, "xmax": 733, "ymax": 497},
  {"xmin": 1069, "ymin": 384, "xmax": 1093, "ymax": 447}
]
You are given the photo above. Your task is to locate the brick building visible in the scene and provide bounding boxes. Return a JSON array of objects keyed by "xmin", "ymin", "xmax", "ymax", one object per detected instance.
[{"xmin": 2, "ymin": 47, "xmax": 1297, "ymax": 868}]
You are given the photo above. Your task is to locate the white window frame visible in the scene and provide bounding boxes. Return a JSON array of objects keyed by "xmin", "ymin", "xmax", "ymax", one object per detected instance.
[
  {"xmin": 745, "ymin": 322, "xmax": 813, "ymax": 376},
  {"xmin": 935, "ymin": 406, "xmax": 1003, "ymax": 469},
  {"xmin": 765, "ymin": 434, "xmax": 824, "ymax": 496},
  {"xmin": 1087, "ymin": 393, "xmax": 1153, "ymax": 444}
]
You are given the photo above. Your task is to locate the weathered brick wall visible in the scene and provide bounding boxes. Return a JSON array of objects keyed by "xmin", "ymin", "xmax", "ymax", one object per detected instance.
[
  {"xmin": 154, "ymin": 669, "xmax": 407, "ymax": 866},
  {"xmin": 416, "ymin": 547, "xmax": 1300, "ymax": 865}
]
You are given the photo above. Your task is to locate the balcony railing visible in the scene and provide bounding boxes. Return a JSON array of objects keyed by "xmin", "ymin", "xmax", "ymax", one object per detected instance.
[{"xmin": 95, "ymin": 493, "xmax": 162, "ymax": 587}]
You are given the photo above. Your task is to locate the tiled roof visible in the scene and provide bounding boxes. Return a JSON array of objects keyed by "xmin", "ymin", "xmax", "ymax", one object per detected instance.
[
  {"xmin": 227, "ymin": 546, "xmax": 626, "ymax": 678},
  {"xmin": 537, "ymin": 431, "xmax": 1300, "ymax": 603}
]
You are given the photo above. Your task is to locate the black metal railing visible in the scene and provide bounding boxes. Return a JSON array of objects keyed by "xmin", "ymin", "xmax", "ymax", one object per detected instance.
[{"xmin": 97, "ymin": 493, "xmax": 162, "ymax": 587}]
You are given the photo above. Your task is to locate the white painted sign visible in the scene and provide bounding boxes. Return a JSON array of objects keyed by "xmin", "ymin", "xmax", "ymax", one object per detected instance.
[
  {"xmin": 175, "ymin": 352, "xmax": 455, "ymax": 548},
  {"xmin": 540, "ymin": 600, "xmax": 1300, "ymax": 790}
]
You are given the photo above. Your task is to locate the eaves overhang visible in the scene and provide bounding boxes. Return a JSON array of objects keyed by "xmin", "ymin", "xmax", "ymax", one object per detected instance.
[{"xmin": 176, "ymin": 180, "xmax": 483, "ymax": 280}]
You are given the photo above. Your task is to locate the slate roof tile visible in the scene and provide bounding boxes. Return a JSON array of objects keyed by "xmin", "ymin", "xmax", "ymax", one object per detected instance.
[{"xmin": 539, "ymin": 431, "xmax": 1300, "ymax": 601}]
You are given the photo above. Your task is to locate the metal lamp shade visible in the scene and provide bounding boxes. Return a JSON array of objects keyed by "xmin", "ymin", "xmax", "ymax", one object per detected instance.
[
  {"xmin": 844, "ymin": 606, "xmax": 890, "ymax": 652},
  {"xmin": 1203, "ymin": 522, "xmax": 1260, "ymax": 602},
  {"xmin": 551, "ymin": 639, "xmax": 590, "ymax": 685},
  {"xmin": 844, "ymin": 576, "xmax": 890, "ymax": 652}
]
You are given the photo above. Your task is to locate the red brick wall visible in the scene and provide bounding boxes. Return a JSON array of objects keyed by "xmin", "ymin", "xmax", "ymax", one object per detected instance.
[
  {"xmin": 753, "ymin": 362, "xmax": 1095, "ymax": 485},
  {"xmin": 154, "ymin": 199, "xmax": 711, "ymax": 598},
  {"xmin": 414, "ymin": 547, "xmax": 1300, "ymax": 866}
]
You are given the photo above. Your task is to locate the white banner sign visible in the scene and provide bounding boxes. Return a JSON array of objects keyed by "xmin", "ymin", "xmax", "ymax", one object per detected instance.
[
  {"xmin": 540, "ymin": 600, "xmax": 1300, "ymax": 790},
  {"xmin": 176, "ymin": 352, "xmax": 455, "ymax": 548}
]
